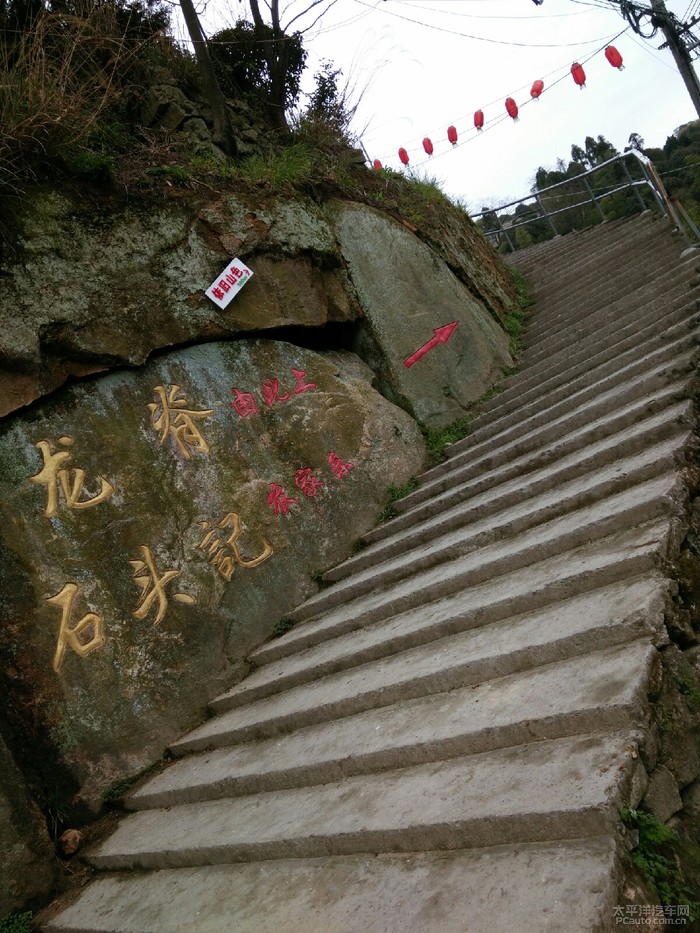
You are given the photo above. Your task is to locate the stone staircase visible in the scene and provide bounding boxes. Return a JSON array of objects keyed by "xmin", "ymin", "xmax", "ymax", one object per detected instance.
[{"xmin": 45, "ymin": 212, "xmax": 700, "ymax": 932}]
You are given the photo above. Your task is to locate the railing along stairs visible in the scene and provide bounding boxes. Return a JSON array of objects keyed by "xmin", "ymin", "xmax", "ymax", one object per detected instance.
[{"xmin": 471, "ymin": 149, "xmax": 700, "ymax": 252}]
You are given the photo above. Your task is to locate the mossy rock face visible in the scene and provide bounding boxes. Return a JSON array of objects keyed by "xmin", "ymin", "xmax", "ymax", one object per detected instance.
[
  {"xmin": 0, "ymin": 190, "xmax": 357, "ymax": 417},
  {"xmin": 330, "ymin": 201, "xmax": 513, "ymax": 428},
  {"xmin": 0, "ymin": 188, "xmax": 515, "ymax": 432},
  {"xmin": 0, "ymin": 339, "xmax": 425, "ymax": 811}
]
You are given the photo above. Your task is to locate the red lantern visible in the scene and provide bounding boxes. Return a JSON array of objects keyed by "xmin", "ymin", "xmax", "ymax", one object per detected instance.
[
  {"xmin": 474, "ymin": 109, "xmax": 484, "ymax": 131},
  {"xmin": 372, "ymin": 159, "xmax": 382, "ymax": 170},
  {"xmin": 571, "ymin": 62, "xmax": 586, "ymax": 89},
  {"xmin": 447, "ymin": 125, "xmax": 458, "ymax": 146},
  {"xmin": 605, "ymin": 45, "xmax": 624, "ymax": 70},
  {"xmin": 422, "ymin": 137, "xmax": 434, "ymax": 156},
  {"xmin": 530, "ymin": 79, "xmax": 544, "ymax": 100},
  {"xmin": 505, "ymin": 97, "xmax": 519, "ymax": 121},
  {"xmin": 398, "ymin": 147, "xmax": 409, "ymax": 166}
]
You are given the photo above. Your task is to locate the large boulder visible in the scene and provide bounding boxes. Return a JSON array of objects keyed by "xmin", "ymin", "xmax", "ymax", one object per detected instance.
[
  {"xmin": 0, "ymin": 339, "xmax": 425, "ymax": 812},
  {"xmin": 0, "ymin": 189, "xmax": 515, "ymax": 428},
  {"xmin": 0, "ymin": 191, "xmax": 358, "ymax": 417},
  {"xmin": 331, "ymin": 201, "xmax": 513, "ymax": 426}
]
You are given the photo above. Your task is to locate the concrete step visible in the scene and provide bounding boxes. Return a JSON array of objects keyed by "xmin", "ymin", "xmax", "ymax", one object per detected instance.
[
  {"xmin": 520, "ymin": 281, "xmax": 698, "ymax": 366},
  {"xmin": 505, "ymin": 211, "xmax": 656, "ymax": 276},
  {"xmin": 86, "ymin": 730, "xmax": 639, "ymax": 870},
  {"xmin": 205, "ymin": 573, "xmax": 668, "ymax": 728},
  {"xmin": 370, "ymin": 403, "xmax": 690, "ymax": 544},
  {"xmin": 312, "ymin": 440, "xmax": 683, "ymax": 616},
  {"xmin": 133, "ymin": 641, "xmax": 655, "ymax": 806},
  {"xmin": 433, "ymin": 332, "xmax": 696, "ymax": 466},
  {"xmin": 523, "ymin": 271, "xmax": 698, "ymax": 367},
  {"xmin": 330, "ymin": 430, "xmax": 687, "ymax": 584},
  {"xmin": 394, "ymin": 374, "xmax": 691, "ymax": 512},
  {"xmin": 526, "ymin": 274, "xmax": 699, "ymax": 356},
  {"xmin": 286, "ymin": 472, "xmax": 677, "ymax": 630},
  {"xmin": 247, "ymin": 517, "xmax": 670, "ymax": 673},
  {"xmin": 473, "ymin": 302, "xmax": 698, "ymax": 425},
  {"xmin": 509, "ymin": 213, "xmax": 657, "ymax": 275},
  {"xmin": 526, "ymin": 237, "xmax": 688, "ymax": 320},
  {"xmin": 525, "ymin": 228, "xmax": 690, "ymax": 305},
  {"xmin": 510, "ymin": 215, "xmax": 672, "ymax": 283},
  {"xmin": 43, "ymin": 838, "xmax": 621, "ymax": 933},
  {"xmin": 483, "ymin": 284, "xmax": 699, "ymax": 416},
  {"xmin": 466, "ymin": 315, "xmax": 698, "ymax": 447}
]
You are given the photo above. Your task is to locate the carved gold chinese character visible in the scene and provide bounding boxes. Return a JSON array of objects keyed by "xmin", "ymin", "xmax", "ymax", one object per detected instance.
[
  {"xmin": 130, "ymin": 545, "xmax": 195, "ymax": 625},
  {"xmin": 46, "ymin": 583, "xmax": 105, "ymax": 673},
  {"xmin": 197, "ymin": 511, "xmax": 272, "ymax": 581},
  {"xmin": 29, "ymin": 437, "xmax": 115, "ymax": 518},
  {"xmin": 148, "ymin": 385, "xmax": 214, "ymax": 459}
]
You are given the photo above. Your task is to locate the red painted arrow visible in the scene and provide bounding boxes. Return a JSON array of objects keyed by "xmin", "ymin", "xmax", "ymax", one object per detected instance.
[{"xmin": 403, "ymin": 321, "xmax": 459, "ymax": 369}]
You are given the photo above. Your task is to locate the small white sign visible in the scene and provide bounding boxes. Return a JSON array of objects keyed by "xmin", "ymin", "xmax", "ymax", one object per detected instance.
[{"xmin": 205, "ymin": 258, "xmax": 253, "ymax": 309}]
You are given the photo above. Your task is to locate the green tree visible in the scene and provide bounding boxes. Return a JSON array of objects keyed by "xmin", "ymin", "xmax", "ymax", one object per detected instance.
[{"xmin": 247, "ymin": 0, "xmax": 338, "ymax": 131}]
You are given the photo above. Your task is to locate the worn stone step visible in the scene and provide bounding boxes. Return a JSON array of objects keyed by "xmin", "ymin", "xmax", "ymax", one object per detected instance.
[
  {"xmin": 375, "ymin": 407, "xmax": 687, "ymax": 543},
  {"xmin": 434, "ymin": 332, "xmax": 696, "ymax": 465},
  {"xmin": 472, "ymin": 302, "xmax": 698, "ymax": 425},
  {"xmin": 511, "ymin": 215, "xmax": 672, "ymax": 285},
  {"xmin": 247, "ymin": 517, "xmax": 670, "ymax": 676},
  {"xmin": 146, "ymin": 641, "xmax": 656, "ymax": 800},
  {"xmin": 289, "ymin": 472, "xmax": 676, "ymax": 632},
  {"xmin": 526, "ymin": 232, "xmax": 689, "ymax": 311},
  {"xmin": 460, "ymin": 316, "xmax": 700, "ymax": 454},
  {"xmin": 207, "ymin": 573, "xmax": 668, "ymax": 730},
  {"xmin": 394, "ymin": 371, "xmax": 692, "ymax": 512},
  {"xmin": 330, "ymin": 430, "xmax": 687, "ymax": 584},
  {"xmin": 509, "ymin": 213, "xmax": 656, "ymax": 275},
  {"xmin": 315, "ymin": 440, "xmax": 682, "ymax": 615},
  {"xmin": 524, "ymin": 273, "xmax": 697, "ymax": 367},
  {"xmin": 42, "ymin": 838, "xmax": 621, "ymax": 933},
  {"xmin": 86, "ymin": 731, "xmax": 638, "ymax": 871},
  {"xmin": 527, "ymin": 243, "xmax": 688, "ymax": 329}
]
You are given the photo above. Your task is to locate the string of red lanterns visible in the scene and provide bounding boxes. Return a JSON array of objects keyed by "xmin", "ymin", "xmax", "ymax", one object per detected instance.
[{"xmin": 381, "ymin": 45, "xmax": 625, "ymax": 170}]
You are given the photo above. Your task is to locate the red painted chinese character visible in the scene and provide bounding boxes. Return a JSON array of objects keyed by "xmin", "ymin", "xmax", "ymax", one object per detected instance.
[
  {"xmin": 212, "ymin": 287, "xmax": 225, "ymax": 301},
  {"xmin": 261, "ymin": 378, "xmax": 291, "ymax": 408},
  {"xmin": 219, "ymin": 279, "xmax": 231, "ymax": 293},
  {"xmin": 229, "ymin": 266, "xmax": 243, "ymax": 279},
  {"xmin": 294, "ymin": 468, "xmax": 325, "ymax": 498},
  {"xmin": 231, "ymin": 388, "xmax": 258, "ymax": 418},
  {"xmin": 292, "ymin": 369, "xmax": 317, "ymax": 394},
  {"xmin": 267, "ymin": 483, "xmax": 298, "ymax": 515},
  {"xmin": 328, "ymin": 452, "xmax": 354, "ymax": 478},
  {"xmin": 225, "ymin": 273, "xmax": 237, "ymax": 287}
]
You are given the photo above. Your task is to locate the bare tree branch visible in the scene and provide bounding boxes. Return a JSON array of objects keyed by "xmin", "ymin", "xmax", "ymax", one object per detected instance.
[{"xmin": 283, "ymin": 0, "xmax": 339, "ymax": 33}]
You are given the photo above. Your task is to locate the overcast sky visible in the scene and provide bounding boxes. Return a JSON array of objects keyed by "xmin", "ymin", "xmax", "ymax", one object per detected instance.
[{"xmin": 193, "ymin": 0, "xmax": 700, "ymax": 213}]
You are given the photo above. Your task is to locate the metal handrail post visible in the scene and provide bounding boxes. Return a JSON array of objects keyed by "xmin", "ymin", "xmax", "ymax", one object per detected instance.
[
  {"xmin": 582, "ymin": 177, "xmax": 607, "ymax": 222},
  {"xmin": 621, "ymin": 158, "xmax": 649, "ymax": 212},
  {"xmin": 535, "ymin": 195, "xmax": 558, "ymax": 236},
  {"xmin": 492, "ymin": 212, "xmax": 514, "ymax": 252}
]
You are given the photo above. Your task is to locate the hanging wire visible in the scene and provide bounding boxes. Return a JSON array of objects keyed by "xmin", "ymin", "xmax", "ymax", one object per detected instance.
[{"xmin": 349, "ymin": 0, "xmax": 624, "ymax": 48}]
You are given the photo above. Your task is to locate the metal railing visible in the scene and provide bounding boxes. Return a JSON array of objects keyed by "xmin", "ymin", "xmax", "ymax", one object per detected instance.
[{"xmin": 471, "ymin": 149, "xmax": 700, "ymax": 252}]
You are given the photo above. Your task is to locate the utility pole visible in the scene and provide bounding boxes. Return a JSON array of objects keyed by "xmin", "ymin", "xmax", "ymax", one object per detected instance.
[
  {"xmin": 614, "ymin": 0, "xmax": 700, "ymax": 119},
  {"xmin": 649, "ymin": 0, "xmax": 700, "ymax": 118}
]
